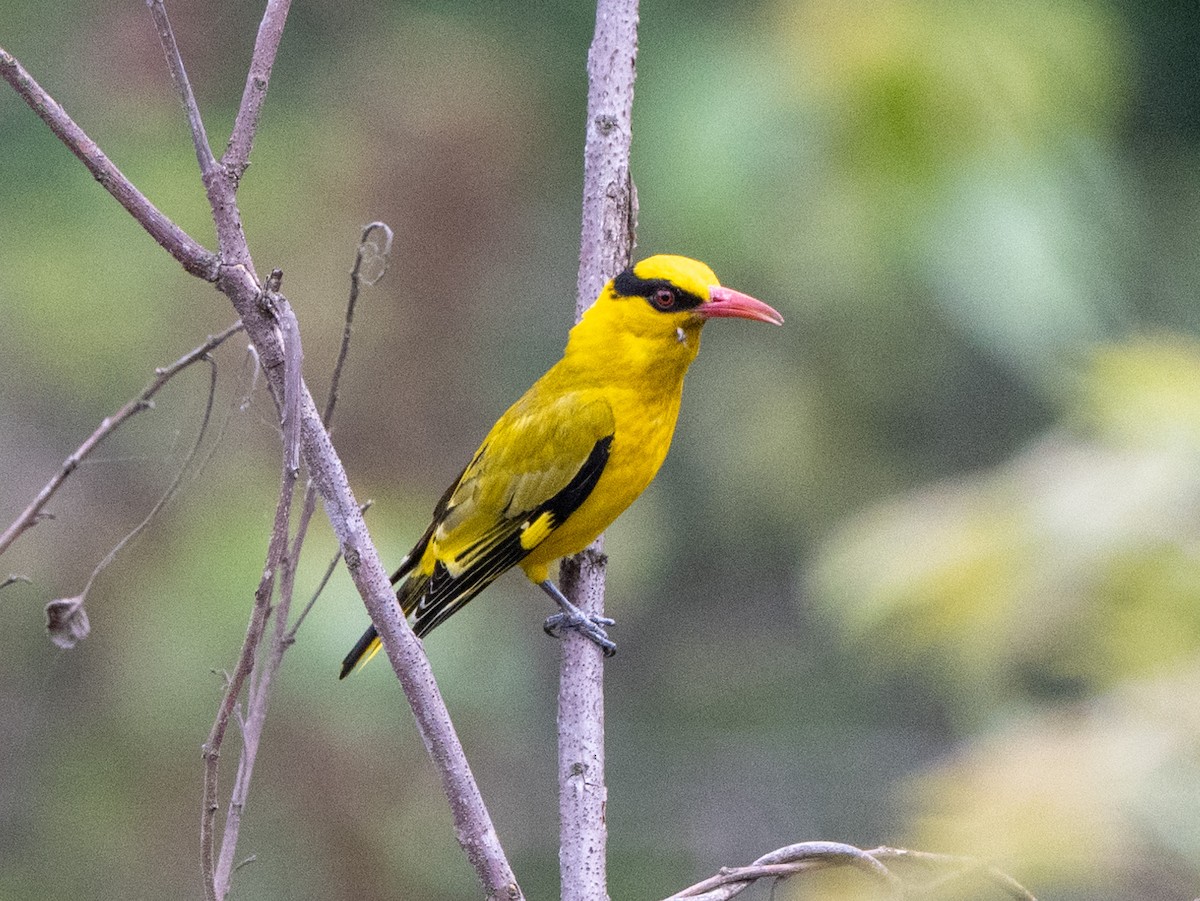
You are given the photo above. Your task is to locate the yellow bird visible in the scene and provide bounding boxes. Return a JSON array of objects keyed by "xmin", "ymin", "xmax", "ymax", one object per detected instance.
[{"xmin": 341, "ymin": 254, "xmax": 782, "ymax": 677}]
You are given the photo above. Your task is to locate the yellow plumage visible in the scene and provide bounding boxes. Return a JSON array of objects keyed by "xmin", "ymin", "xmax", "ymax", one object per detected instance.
[{"xmin": 341, "ymin": 254, "xmax": 782, "ymax": 677}]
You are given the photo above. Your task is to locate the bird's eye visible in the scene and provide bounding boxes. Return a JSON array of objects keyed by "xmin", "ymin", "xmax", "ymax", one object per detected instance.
[{"xmin": 652, "ymin": 287, "xmax": 676, "ymax": 310}]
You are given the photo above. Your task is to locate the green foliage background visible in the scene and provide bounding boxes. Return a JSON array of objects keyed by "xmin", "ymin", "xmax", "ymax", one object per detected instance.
[{"xmin": 3, "ymin": 1, "xmax": 1200, "ymax": 898}]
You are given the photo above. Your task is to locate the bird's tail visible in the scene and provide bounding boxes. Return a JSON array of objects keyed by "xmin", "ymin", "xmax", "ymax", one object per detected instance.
[
  {"xmin": 339, "ymin": 624, "xmax": 382, "ymax": 679},
  {"xmin": 339, "ymin": 566, "xmax": 431, "ymax": 679}
]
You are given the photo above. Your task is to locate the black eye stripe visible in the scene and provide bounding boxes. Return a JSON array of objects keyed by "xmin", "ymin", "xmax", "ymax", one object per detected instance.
[{"xmin": 612, "ymin": 269, "xmax": 705, "ymax": 312}]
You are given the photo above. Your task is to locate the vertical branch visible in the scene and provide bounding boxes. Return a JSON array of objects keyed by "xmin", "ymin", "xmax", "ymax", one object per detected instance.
[
  {"xmin": 208, "ymin": 230, "xmax": 390, "ymax": 896},
  {"xmin": 574, "ymin": 0, "xmax": 640, "ymax": 313},
  {"xmin": 207, "ymin": 292, "xmax": 301, "ymax": 900},
  {"xmin": 201, "ymin": 421, "xmax": 299, "ymax": 901},
  {"xmin": 561, "ymin": 1, "xmax": 639, "ymax": 899}
]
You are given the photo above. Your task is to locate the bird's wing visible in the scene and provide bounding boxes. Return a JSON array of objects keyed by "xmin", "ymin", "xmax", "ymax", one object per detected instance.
[{"xmin": 405, "ymin": 391, "xmax": 615, "ymax": 636}]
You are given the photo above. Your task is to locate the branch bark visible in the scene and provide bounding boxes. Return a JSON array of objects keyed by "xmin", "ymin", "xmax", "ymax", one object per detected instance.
[{"xmin": 560, "ymin": 1, "xmax": 639, "ymax": 899}]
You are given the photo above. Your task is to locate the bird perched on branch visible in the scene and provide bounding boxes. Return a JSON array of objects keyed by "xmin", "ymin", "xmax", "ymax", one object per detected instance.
[{"xmin": 341, "ymin": 254, "xmax": 782, "ymax": 677}]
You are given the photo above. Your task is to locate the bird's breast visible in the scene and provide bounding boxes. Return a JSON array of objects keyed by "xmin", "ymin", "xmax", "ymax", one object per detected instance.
[{"xmin": 521, "ymin": 382, "xmax": 683, "ymax": 567}]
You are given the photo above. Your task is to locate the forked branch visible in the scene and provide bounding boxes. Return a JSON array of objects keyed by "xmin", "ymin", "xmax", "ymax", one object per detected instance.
[{"xmin": 2, "ymin": 6, "xmax": 520, "ymax": 899}]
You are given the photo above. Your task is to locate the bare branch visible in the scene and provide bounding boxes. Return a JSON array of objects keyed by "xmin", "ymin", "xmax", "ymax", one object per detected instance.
[
  {"xmin": 200, "ymin": 339, "xmax": 301, "ymax": 900},
  {"xmin": 207, "ymin": 292, "xmax": 303, "ymax": 898},
  {"xmin": 77, "ymin": 351, "xmax": 220, "ymax": 600},
  {"xmin": 339, "ymin": 524, "xmax": 521, "ymax": 899},
  {"xmin": 146, "ymin": 0, "xmax": 218, "ymax": 177},
  {"xmin": 6, "ymin": 16, "xmax": 522, "ymax": 900},
  {"xmin": 208, "ymin": 223, "xmax": 387, "ymax": 893},
  {"xmin": 285, "ymin": 219, "xmax": 391, "ymax": 642},
  {"xmin": 556, "ymin": 546, "xmax": 611, "ymax": 900},
  {"xmin": 0, "ymin": 47, "xmax": 218, "ymax": 278},
  {"xmin": 144, "ymin": 0, "xmax": 256, "ymax": 274},
  {"xmin": 663, "ymin": 842, "xmax": 1038, "ymax": 901},
  {"xmin": 325, "ymin": 222, "xmax": 394, "ymax": 430},
  {"xmin": 0, "ymin": 321, "xmax": 244, "ymax": 558},
  {"xmin": 268, "ymin": 220, "xmax": 393, "ymax": 661},
  {"xmin": 224, "ymin": 0, "xmax": 293, "ymax": 178},
  {"xmin": 191, "ymin": 342, "xmax": 260, "ymax": 481},
  {"xmin": 204, "ymin": 252, "xmax": 360, "ymax": 896},
  {"xmin": 574, "ymin": 0, "xmax": 640, "ymax": 313},
  {"xmin": 559, "ymin": 1, "xmax": 640, "ymax": 898},
  {"xmin": 38, "ymin": 347, "xmax": 221, "ymax": 651},
  {"xmin": 199, "ymin": 265, "xmax": 520, "ymax": 896}
]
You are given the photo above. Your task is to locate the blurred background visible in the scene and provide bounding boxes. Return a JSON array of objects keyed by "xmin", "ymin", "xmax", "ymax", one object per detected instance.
[{"xmin": 3, "ymin": 0, "xmax": 1200, "ymax": 898}]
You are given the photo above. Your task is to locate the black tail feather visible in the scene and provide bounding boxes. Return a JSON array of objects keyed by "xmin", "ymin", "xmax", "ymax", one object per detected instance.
[{"xmin": 339, "ymin": 623, "xmax": 379, "ymax": 679}]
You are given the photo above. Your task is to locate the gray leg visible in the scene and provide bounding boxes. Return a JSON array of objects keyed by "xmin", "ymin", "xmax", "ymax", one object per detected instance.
[{"xmin": 539, "ymin": 579, "xmax": 617, "ymax": 657}]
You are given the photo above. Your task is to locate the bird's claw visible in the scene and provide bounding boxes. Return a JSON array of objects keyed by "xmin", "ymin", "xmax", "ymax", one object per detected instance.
[{"xmin": 544, "ymin": 611, "xmax": 617, "ymax": 657}]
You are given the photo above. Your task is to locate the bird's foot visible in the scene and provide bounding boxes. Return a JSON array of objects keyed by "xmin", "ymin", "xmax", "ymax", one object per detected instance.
[
  {"xmin": 543, "ymin": 610, "xmax": 617, "ymax": 657},
  {"xmin": 538, "ymin": 578, "xmax": 617, "ymax": 657}
]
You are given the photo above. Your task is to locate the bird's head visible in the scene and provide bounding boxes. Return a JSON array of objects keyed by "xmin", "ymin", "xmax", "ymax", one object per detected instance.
[
  {"xmin": 566, "ymin": 254, "xmax": 783, "ymax": 380},
  {"xmin": 606, "ymin": 254, "xmax": 784, "ymax": 329}
]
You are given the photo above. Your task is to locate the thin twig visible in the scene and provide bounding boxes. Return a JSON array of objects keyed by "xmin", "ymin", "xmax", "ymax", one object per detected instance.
[
  {"xmin": 0, "ymin": 321, "xmax": 244, "ymax": 557},
  {"xmin": 44, "ymin": 349, "xmax": 223, "ymax": 650},
  {"xmin": 146, "ymin": 0, "xmax": 255, "ymax": 272},
  {"xmin": 78, "ymin": 353, "xmax": 220, "ymax": 601},
  {"xmin": 145, "ymin": 0, "xmax": 217, "ymax": 177},
  {"xmin": 201, "ymin": 373, "xmax": 301, "ymax": 900},
  {"xmin": 0, "ymin": 47, "xmax": 217, "ymax": 278},
  {"xmin": 559, "ymin": 1, "xmax": 640, "ymax": 899},
  {"xmin": 196, "ymin": 309, "xmax": 297, "ymax": 897},
  {"xmin": 292, "ymin": 223, "xmax": 391, "ymax": 639},
  {"xmin": 208, "ymin": 296, "xmax": 303, "ymax": 900},
  {"xmin": 191, "ymin": 342, "xmax": 258, "ymax": 482},
  {"xmin": 223, "ymin": 0, "xmax": 292, "ymax": 179},
  {"xmin": 325, "ymin": 222, "xmax": 394, "ymax": 430},
  {"xmin": 195, "ymin": 354, "xmax": 294, "ymax": 901},
  {"xmin": 664, "ymin": 843, "xmax": 900, "ymax": 901}
]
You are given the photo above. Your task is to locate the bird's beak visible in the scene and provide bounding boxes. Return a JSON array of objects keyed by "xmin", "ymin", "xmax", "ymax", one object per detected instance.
[{"xmin": 698, "ymin": 285, "xmax": 784, "ymax": 325}]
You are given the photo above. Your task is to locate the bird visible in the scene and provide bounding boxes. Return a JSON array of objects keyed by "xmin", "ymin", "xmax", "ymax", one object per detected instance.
[{"xmin": 340, "ymin": 254, "xmax": 783, "ymax": 678}]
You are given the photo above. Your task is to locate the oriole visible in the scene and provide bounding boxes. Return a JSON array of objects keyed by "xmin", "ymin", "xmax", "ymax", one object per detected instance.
[{"xmin": 341, "ymin": 254, "xmax": 782, "ymax": 677}]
